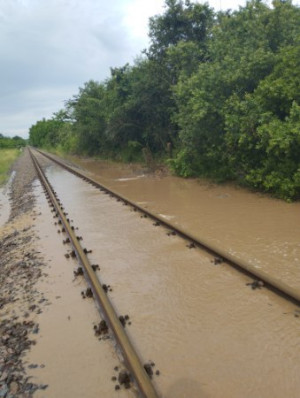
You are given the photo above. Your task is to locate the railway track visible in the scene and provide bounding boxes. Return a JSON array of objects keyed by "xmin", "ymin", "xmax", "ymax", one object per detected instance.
[
  {"xmin": 26, "ymin": 147, "xmax": 300, "ymax": 397},
  {"xmin": 29, "ymin": 148, "xmax": 160, "ymax": 398},
  {"xmin": 30, "ymin": 147, "xmax": 300, "ymax": 307}
]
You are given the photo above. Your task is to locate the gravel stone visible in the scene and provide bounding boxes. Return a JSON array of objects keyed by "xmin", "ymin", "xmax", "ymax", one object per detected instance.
[{"xmin": 0, "ymin": 149, "xmax": 49, "ymax": 397}]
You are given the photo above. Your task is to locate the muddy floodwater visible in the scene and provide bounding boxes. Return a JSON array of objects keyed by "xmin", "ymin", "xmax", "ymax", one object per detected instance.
[
  {"xmin": 70, "ymin": 157, "xmax": 300, "ymax": 290},
  {"xmin": 26, "ymin": 180, "xmax": 135, "ymax": 398},
  {"xmin": 34, "ymin": 155, "xmax": 300, "ymax": 398},
  {"xmin": 0, "ymin": 171, "xmax": 15, "ymax": 226}
]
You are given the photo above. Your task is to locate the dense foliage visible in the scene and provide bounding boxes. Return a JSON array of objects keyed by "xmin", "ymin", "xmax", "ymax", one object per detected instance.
[
  {"xmin": 29, "ymin": 0, "xmax": 300, "ymax": 200},
  {"xmin": 0, "ymin": 134, "xmax": 26, "ymax": 148}
]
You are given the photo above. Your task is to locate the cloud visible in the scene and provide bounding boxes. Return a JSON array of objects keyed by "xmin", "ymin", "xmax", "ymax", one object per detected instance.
[
  {"xmin": 0, "ymin": 0, "xmax": 162, "ymax": 138},
  {"xmin": 3, "ymin": 0, "xmax": 299, "ymax": 138},
  {"xmin": 122, "ymin": 0, "xmax": 165, "ymax": 47}
]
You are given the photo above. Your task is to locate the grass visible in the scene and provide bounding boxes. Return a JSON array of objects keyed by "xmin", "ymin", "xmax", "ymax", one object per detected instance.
[{"xmin": 0, "ymin": 148, "xmax": 21, "ymax": 186}]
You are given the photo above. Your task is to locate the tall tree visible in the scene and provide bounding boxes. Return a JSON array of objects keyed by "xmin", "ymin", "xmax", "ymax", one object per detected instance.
[
  {"xmin": 66, "ymin": 80, "xmax": 107, "ymax": 155},
  {"xmin": 148, "ymin": 0, "xmax": 213, "ymax": 61}
]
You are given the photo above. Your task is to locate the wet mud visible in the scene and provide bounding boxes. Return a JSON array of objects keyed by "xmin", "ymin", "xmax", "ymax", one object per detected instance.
[{"xmin": 41, "ymin": 158, "xmax": 300, "ymax": 398}]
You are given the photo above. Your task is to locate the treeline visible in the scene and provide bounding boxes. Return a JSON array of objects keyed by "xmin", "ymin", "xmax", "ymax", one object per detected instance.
[
  {"xmin": 0, "ymin": 134, "xmax": 27, "ymax": 148},
  {"xmin": 29, "ymin": 0, "xmax": 300, "ymax": 200}
]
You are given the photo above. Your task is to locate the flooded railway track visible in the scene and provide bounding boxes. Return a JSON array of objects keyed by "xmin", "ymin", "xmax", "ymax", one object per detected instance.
[
  {"xmin": 30, "ymin": 148, "xmax": 300, "ymax": 307},
  {"xmin": 29, "ymin": 148, "xmax": 159, "ymax": 398},
  {"xmin": 27, "ymin": 147, "xmax": 300, "ymax": 398}
]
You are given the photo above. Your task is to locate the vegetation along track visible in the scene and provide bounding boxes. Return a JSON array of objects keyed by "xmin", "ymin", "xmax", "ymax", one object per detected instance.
[
  {"xmin": 29, "ymin": 148, "xmax": 159, "ymax": 398},
  {"xmin": 30, "ymin": 147, "xmax": 300, "ymax": 307}
]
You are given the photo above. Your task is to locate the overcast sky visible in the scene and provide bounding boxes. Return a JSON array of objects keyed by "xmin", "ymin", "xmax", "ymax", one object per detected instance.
[{"xmin": 0, "ymin": 0, "xmax": 297, "ymax": 138}]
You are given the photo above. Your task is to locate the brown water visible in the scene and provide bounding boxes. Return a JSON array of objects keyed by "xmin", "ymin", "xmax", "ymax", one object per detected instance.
[
  {"xmin": 26, "ymin": 179, "xmax": 135, "ymax": 398},
  {"xmin": 40, "ymin": 161, "xmax": 300, "ymax": 398},
  {"xmin": 0, "ymin": 171, "xmax": 15, "ymax": 226},
  {"xmin": 0, "ymin": 187, "xmax": 9, "ymax": 226},
  {"xmin": 70, "ymin": 157, "xmax": 300, "ymax": 290}
]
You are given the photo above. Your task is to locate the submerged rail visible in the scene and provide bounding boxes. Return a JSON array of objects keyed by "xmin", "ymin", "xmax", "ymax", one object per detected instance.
[
  {"xmin": 32, "ymin": 147, "xmax": 300, "ymax": 306},
  {"xmin": 29, "ymin": 148, "xmax": 160, "ymax": 398}
]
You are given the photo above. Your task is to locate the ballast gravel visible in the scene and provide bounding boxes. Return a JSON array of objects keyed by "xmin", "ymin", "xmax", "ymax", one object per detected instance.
[{"xmin": 0, "ymin": 148, "xmax": 49, "ymax": 397}]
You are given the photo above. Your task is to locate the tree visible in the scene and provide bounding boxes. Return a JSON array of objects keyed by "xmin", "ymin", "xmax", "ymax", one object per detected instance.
[
  {"xmin": 66, "ymin": 80, "xmax": 107, "ymax": 155},
  {"xmin": 224, "ymin": 42, "xmax": 300, "ymax": 199},
  {"xmin": 172, "ymin": 0, "xmax": 300, "ymax": 188},
  {"xmin": 148, "ymin": 0, "xmax": 213, "ymax": 61},
  {"xmin": 27, "ymin": 0, "xmax": 300, "ymax": 200},
  {"xmin": 29, "ymin": 118, "xmax": 64, "ymax": 148}
]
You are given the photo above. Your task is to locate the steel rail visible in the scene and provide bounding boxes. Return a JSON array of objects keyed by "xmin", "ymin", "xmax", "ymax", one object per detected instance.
[
  {"xmin": 29, "ymin": 148, "xmax": 160, "ymax": 398},
  {"xmin": 33, "ymin": 147, "xmax": 300, "ymax": 306}
]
